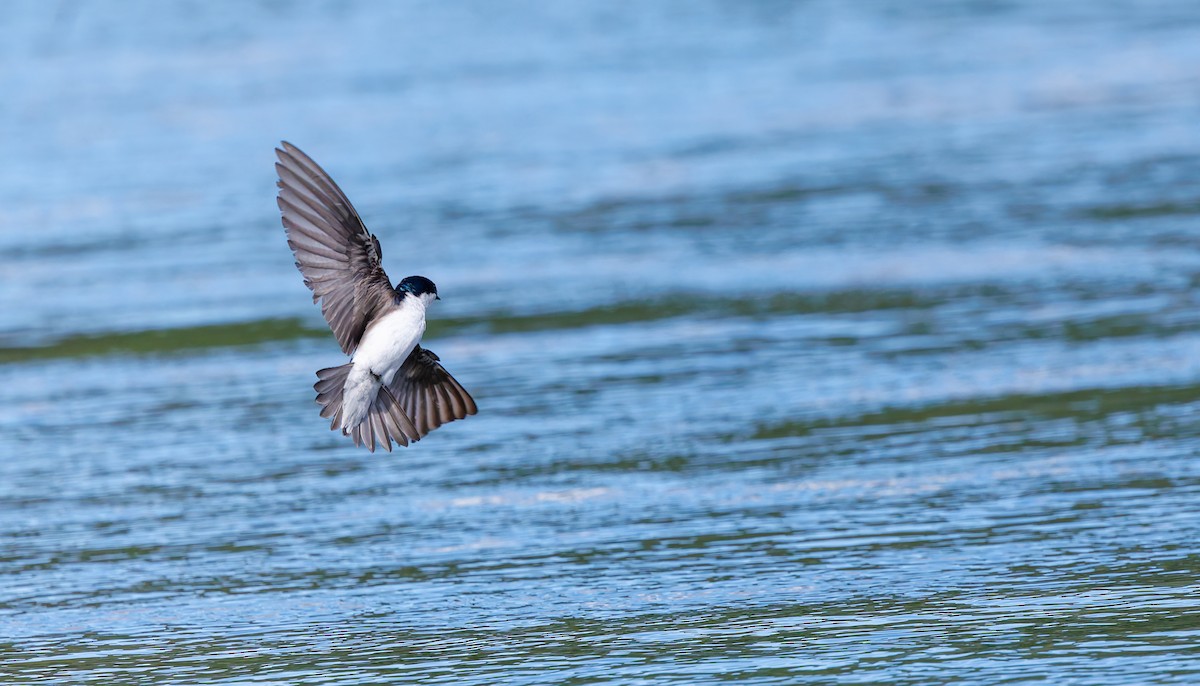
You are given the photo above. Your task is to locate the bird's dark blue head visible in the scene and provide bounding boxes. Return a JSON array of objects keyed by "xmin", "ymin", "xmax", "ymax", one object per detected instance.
[{"xmin": 397, "ymin": 275, "xmax": 440, "ymax": 301}]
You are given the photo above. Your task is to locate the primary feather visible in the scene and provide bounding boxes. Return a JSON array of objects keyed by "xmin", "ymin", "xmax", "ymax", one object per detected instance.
[{"xmin": 276, "ymin": 141, "xmax": 397, "ymax": 355}]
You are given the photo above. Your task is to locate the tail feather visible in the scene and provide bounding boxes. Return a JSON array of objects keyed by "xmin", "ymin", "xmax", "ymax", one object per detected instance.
[
  {"xmin": 314, "ymin": 364, "xmax": 353, "ymax": 429},
  {"xmin": 315, "ymin": 364, "xmax": 419, "ymax": 452},
  {"xmin": 356, "ymin": 413, "xmax": 375, "ymax": 451}
]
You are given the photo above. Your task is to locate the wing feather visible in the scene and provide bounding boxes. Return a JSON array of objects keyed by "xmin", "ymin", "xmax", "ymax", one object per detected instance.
[
  {"xmin": 387, "ymin": 345, "xmax": 477, "ymax": 440},
  {"xmin": 278, "ymin": 194, "xmax": 352, "ymax": 245},
  {"xmin": 276, "ymin": 141, "xmax": 396, "ymax": 354},
  {"xmin": 275, "ymin": 164, "xmax": 348, "ymax": 223}
]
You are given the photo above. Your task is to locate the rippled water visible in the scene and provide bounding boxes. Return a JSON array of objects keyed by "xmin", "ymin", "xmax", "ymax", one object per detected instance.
[{"xmin": 4, "ymin": 1, "xmax": 1200, "ymax": 683}]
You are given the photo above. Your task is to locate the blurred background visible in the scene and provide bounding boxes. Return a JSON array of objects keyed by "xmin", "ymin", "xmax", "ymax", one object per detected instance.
[{"xmin": 3, "ymin": 1, "xmax": 1200, "ymax": 683}]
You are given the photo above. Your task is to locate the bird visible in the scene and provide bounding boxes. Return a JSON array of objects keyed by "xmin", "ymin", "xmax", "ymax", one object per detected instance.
[{"xmin": 275, "ymin": 141, "xmax": 477, "ymax": 452}]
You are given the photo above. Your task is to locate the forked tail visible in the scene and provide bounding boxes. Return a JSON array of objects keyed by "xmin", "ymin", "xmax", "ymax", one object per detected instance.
[{"xmin": 314, "ymin": 364, "xmax": 420, "ymax": 452}]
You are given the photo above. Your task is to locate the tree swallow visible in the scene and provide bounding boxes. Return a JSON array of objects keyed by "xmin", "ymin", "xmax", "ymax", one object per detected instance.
[{"xmin": 275, "ymin": 141, "xmax": 477, "ymax": 452}]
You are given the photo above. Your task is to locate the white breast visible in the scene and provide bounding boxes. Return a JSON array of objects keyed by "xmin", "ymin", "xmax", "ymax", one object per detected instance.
[{"xmin": 351, "ymin": 299, "xmax": 427, "ymax": 385}]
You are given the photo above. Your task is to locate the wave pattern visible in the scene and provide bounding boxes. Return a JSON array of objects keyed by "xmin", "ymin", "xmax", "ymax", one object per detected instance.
[{"xmin": 3, "ymin": 1, "xmax": 1200, "ymax": 684}]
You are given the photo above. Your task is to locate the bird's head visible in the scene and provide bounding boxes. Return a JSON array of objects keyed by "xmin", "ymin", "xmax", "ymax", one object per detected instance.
[{"xmin": 397, "ymin": 275, "xmax": 440, "ymax": 306}]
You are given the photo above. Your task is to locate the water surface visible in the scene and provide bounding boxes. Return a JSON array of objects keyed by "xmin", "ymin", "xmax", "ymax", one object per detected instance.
[{"xmin": 3, "ymin": 1, "xmax": 1200, "ymax": 683}]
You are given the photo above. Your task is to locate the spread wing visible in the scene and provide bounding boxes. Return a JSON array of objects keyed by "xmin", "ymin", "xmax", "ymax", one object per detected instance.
[
  {"xmin": 389, "ymin": 346, "xmax": 478, "ymax": 439},
  {"xmin": 276, "ymin": 141, "xmax": 397, "ymax": 355}
]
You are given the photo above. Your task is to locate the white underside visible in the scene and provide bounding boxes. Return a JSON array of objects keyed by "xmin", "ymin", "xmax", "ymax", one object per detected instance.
[{"xmin": 340, "ymin": 298, "xmax": 427, "ymax": 430}]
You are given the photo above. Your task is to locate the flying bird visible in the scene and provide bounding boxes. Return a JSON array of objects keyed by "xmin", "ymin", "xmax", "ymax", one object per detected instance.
[{"xmin": 275, "ymin": 141, "xmax": 477, "ymax": 452}]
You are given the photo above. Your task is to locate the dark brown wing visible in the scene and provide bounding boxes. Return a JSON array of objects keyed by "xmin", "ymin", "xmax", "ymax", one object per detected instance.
[
  {"xmin": 389, "ymin": 346, "xmax": 478, "ymax": 439},
  {"xmin": 276, "ymin": 141, "xmax": 397, "ymax": 355}
]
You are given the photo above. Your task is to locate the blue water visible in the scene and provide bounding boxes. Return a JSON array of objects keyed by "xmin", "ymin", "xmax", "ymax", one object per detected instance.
[{"xmin": 3, "ymin": 1, "xmax": 1200, "ymax": 683}]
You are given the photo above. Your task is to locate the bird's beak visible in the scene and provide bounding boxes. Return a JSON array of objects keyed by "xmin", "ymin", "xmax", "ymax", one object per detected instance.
[{"xmin": 436, "ymin": 294, "xmax": 441, "ymax": 300}]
